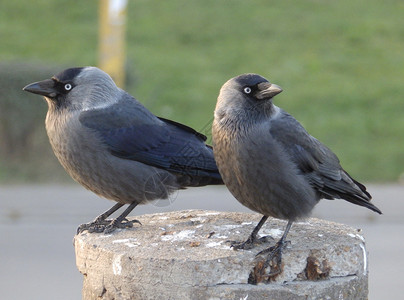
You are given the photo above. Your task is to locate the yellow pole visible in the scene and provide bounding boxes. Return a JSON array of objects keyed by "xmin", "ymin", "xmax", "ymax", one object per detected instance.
[{"xmin": 98, "ymin": 0, "xmax": 128, "ymax": 88}]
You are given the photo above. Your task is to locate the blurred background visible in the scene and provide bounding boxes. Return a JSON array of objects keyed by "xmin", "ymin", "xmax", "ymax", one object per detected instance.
[{"xmin": 0, "ymin": 0, "xmax": 403, "ymax": 299}]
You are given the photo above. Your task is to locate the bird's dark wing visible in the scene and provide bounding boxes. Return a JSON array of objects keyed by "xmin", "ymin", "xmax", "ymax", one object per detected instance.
[
  {"xmin": 157, "ymin": 116, "xmax": 208, "ymax": 141},
  {"xmin": 269, "ymin": 109, "xmax": 381, "ymax": 214},
  {"xmin": 79, "ymin": 96, "xmax": 222, "ymax": 182}
]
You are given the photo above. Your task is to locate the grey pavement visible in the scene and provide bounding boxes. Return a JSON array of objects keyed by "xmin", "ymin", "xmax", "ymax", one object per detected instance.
[{"xmin": 0, "ymin": 184, "xmax": 402, "ymax": 299}]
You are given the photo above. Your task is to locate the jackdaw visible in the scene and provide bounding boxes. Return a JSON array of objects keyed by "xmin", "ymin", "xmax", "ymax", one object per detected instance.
[
  {"xmin": 212, "ymin": 73, "xmax": 381, "ymax": 279},
  {"xmin": 23, "ymin": 66, "xmax": 223, "ymax": 234}
]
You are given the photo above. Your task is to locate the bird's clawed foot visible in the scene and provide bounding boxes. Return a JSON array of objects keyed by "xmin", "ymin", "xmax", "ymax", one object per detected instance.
[
  {"xmin": 249, "ymin": 239, "xmax": 290, "ymax": 283},
  {"xmin": 77, "ymin": 218, "xmax": 141, "ymax": 234},
  {"xmin": 77, "ymin": 217, "xmax": 110, "ymax": 234},
  {"xmin": 228, "ymin": 235, "xmax": 273, "ymax": 250},
  {"xmin": 104, "ymin": 218, "xmax": 142, "ymax": 234}
]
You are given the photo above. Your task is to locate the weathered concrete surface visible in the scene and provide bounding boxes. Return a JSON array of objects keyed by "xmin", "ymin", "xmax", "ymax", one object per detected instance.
[{"xmin": 74, "ymin": 210, "xmax": 368, "ymax": 300}]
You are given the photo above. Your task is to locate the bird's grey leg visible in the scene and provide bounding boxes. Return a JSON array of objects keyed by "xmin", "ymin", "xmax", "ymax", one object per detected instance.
[
  {"xmin": 77, "ymin": 203, "xmax": 125, "ymax": 234},
  {"xmin": 93, "ymin": 203, "xmax": 125, "ymax": 222},
  {"xmin": 103, "ymin": 202, "xmax": 142, "ymax": 234},
  {"xmin": 230, "ymin": 215, "xmax": 270, "ymax": 250},
  {"xmin": 256, "ymin": 220, "xmax": 293, "ymax": 281}
]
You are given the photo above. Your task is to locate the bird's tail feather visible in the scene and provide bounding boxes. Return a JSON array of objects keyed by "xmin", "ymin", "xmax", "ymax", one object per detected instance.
[
  {"xmin": 177, "ymin": 174, "xmax": 224, "ymax": 188},
  {"xmin": 321, "ymin": 175, "xmax": 382, "ymax": 214},
  {"xmin": 339, "ymin": 193, "xmax": 382, "ymax": 214},
  {"xmin": 345, "ymin": 175, "xmax": 381, "ymax": 214}
]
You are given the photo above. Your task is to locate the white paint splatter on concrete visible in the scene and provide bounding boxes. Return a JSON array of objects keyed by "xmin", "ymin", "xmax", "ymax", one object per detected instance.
[
  {"xmin": 356, "ymin": 234, "xmax": 365, "ymax": 242},
  {"xmin": 112, "ymin": 238, "xmax": 139, "ymax": 248},
  {"xmin": 198, "ymin": 212, "xmax": 220, "ymax": 216},
  {"xmin": 214, "ymin": 234, "xmax": 228, "ymax": 239},
  {"xmin": 94, "ymin": 234, "xmax": 113, "ymax": 238},
  {"xmin": 215, "ymin": 224, "xmax": 242, "ymax": 230},
  {"xmin": 112, "ymin": 254, "xmax": 123, "ymax": 275},
  {"xmin": 113, "ymin": 238, "xmax": 136, "ymax": 244},
  {"xmin": 161, "ymin": 230, "xmax": 195, "ymax": 242},
  {"xmin": 259, "ymin": 228, "xmax": 283, "ymax": 238},
  {"xmin": 76, "ymin": 237, "xmax": 85, "ymax": 250},
  {"xmin": 348, "ymin": 233, "xmax": 365, "ymax": 242},
  {"xmin": 190, "ymin": 217, "xmax": 207, "ymax": 223},
  {"xmin": 206, "ymin": 241, "xmax": 223, "ymax": 248},
  {"xmin": 359, "ymin": 243, "xmax": 367, "ymax": 275},
  {"xmin": 295, "ymin": 221, "xmax": 312, "ymax": 226}
]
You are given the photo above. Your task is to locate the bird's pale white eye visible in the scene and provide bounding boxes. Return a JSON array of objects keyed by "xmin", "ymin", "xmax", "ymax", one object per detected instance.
[
  {"xmin": 64, "ymin": 83, "xmax": 72, "ymax": 91},
  {"xmin": 243, "ymin": 87, "xmax": 252, "ymax": 94}
]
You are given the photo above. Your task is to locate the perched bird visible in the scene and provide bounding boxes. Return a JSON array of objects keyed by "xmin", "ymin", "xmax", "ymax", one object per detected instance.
[
  {"xmin": 212, "ymin": 73, "xmax": 381, "ymax": 279},
  {"xmin": 23, "ymin": 67, "xmax": 223, "ymax": 234}
]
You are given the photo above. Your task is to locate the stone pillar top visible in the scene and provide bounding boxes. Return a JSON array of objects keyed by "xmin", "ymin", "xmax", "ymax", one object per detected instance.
[{"xmin": 75, "ymin": 210, "xmax": 368, "ymax": 299}]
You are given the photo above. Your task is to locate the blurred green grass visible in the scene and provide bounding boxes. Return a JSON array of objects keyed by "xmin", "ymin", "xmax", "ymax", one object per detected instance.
[{"xmin": 0, "ymin": 0, "xmax": 403, "ymax": 182}]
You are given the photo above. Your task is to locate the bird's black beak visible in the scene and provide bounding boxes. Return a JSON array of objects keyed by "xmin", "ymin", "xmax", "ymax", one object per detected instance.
[
  {"xmin": 23, "ymin": 79, "xmax": 58, "ymax": 98},
  {"xmin": 255, "ymin": 82, "xmax": 283, "ymax": 100}
]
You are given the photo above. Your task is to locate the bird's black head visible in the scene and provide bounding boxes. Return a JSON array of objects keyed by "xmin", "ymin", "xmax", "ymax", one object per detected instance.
[
  {"xmin": 22, "ymin": 67, "xmax": 85, "ymax": 102},
  {"xmin": 215, "ymin": 74, "xmax": 283, "ymax": 124},
  {"xmin": 232, "ymin": 73, "xmax": 282, "ymax": 101},
  {"xmin": 23, "ymin": 66, "xmax": 119, "ymax": 112},
  {"xmin": 53, "ymin": 67, "xmax": 85, "ymax": 84}
]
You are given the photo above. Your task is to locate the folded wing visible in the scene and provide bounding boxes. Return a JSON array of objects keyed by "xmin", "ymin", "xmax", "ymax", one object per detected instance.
[
  {"xmin": 79, "ymin": 95, "xmax": 222, "ymax": 184},
  {"xmin": 269, "ymin": 110, "xmax": 381, "ymax": 214}
]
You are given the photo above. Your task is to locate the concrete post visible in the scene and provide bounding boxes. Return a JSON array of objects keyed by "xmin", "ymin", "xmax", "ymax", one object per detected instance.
[{"xmin": 74, "ymin": 210, "xmax": 368, "ymax": 300}]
